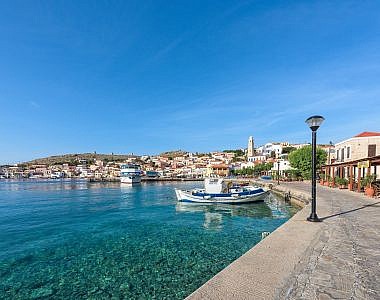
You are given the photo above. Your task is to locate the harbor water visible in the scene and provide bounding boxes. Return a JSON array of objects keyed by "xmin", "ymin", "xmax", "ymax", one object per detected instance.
[{"xmin": 0, "ymin": 180, "xmax": 299, "ymax": 299}]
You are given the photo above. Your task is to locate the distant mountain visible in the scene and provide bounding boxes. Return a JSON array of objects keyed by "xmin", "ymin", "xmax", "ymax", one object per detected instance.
[{"xmin": 23, "ymin": 153, "xmax": 137, "ymax": 166}]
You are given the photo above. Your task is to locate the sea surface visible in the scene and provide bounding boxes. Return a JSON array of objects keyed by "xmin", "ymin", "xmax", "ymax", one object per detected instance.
[{"xmin": 0, "ymin": 180, "xmax": 299, "ymax": 299}]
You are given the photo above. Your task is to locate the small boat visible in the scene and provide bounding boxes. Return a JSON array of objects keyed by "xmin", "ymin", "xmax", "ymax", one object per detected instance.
[
  {"xmin": 175, "ymin": 178, "xmax": 269, "ymax": 204},
  {"xmin": 120, "ymin": 164, "xmax": 142, "ymax": 184}
]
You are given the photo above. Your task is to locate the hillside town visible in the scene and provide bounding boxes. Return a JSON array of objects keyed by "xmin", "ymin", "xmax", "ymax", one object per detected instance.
[{"xmin": 1, "ymin": 132, "xmax": 379, "ymax": 184}]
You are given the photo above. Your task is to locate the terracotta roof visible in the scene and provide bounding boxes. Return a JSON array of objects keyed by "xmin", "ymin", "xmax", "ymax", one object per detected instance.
[
  {"xmin": 354, "ymin": 131, "xmax": 380, "ymax": 138},
  {"xmin": 209, "ymin": 164, "xmax": 229, "ymax": 169}
]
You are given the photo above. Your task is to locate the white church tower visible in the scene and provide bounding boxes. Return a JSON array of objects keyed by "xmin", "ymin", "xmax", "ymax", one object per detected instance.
[{"xmin": 247, "ymin": 136, "xmax": 254, "ymax": 157}]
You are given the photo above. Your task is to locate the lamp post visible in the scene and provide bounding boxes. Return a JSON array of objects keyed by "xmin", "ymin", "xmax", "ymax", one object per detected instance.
[
  {"xmin": 277, "ymin": 161, "xmax": 280, "ymax": 185},
  {"xmin": 305, "ymin": 115, "xmax": 325, "ymax": 222}
]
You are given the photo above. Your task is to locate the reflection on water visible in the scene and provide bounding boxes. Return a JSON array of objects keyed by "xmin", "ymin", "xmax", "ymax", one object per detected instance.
[
  {"xmin": 204, "ymin": 212, "xmax": 223, "ymax": 230},
  {"xmin": 176, "ymin": 202, "xmax": 273, "ymax": 218},
  {"xmin": 0, "ymin": 179, "xmax": 90, "ymax": 191},
  {"xmin": 175, "ymin": 193, "xmax": 295, "ymax": 231}
]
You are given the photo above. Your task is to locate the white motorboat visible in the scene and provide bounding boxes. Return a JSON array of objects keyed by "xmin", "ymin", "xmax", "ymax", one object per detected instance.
[
  {"xmin": 175, "ymin": 177, "xmax": 269, "ymax": 204},
  {"xmin": 120, "ymin": 164, "xmax": 142, "ymax": 184}
]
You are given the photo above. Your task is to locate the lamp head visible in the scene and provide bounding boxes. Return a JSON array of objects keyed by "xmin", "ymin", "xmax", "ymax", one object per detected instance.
[{"xmin": 305, "ymin": 115, "xmax": 324, "ymax": 131}]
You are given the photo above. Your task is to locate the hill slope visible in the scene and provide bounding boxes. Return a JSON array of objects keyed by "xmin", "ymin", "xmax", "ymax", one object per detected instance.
[{"xmin": 24, "ymin": 153, "xmax": 136, "ymax": 165}]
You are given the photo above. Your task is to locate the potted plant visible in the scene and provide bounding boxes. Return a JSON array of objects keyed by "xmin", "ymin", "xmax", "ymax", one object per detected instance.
[
  {"xmin": 341, "ymin": 177, "xmax": 348, "ymax": 189},
  {"xmin": 328, "ymin": 176, "xmax": 335, "ymax": 188},
  {"xmin": 319, "ymin": 173, "xmax": 326, "ymax": 185},
  {"xmin": 289, "ymin": 169, "xmax": 299, "ymax": 181},
  {"xmin": 363, "ymin": 174, "xmax": 377, "ymax": 197},
  {"xmin": 348, "ymin": 180, "xmax": 354, "ymax": 191},
  {"xmin": 335, "ymin": 177, "xmax": 348, "ymax": 189},
  {"xmin": 324, "ymin": 175, "xmax": 331, "ymax": 186},
  {"xmin": 283, "ymin": 170, "xmax": 291, "ymax": 181}
]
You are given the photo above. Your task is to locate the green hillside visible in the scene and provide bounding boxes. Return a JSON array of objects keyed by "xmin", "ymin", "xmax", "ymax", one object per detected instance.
[{"xmin": 24, "ymin": 153, "xmax": 136, "ymax": 166}]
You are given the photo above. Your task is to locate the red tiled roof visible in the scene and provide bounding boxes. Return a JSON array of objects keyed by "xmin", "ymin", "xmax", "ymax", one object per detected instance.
[
  {"xmin": 354, "ymin": 131, "xmax": 380, "ymax": 138},
  {"xmin": 210, "ymin": 164, "xmax": 229, "ymax": 169}
]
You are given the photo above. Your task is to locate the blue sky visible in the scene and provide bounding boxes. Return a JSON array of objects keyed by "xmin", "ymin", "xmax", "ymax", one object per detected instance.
[{"xmin": 1, "ymin": 0, "xmax": 380, "ymax": 163}]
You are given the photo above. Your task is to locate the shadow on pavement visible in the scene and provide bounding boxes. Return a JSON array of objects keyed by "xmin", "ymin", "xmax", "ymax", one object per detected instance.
[{"xmin": 320, "ymin": 201, "xmax": 380, "ymax": 221}]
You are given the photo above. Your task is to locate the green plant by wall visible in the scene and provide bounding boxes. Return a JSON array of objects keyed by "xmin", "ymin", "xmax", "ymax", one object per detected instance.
[
  {"xmin": 335, "ymin": 177, "xmax": 348, "ymax": 186},
  {"xmin": 362, "ymin": 174, "xmax": 377, "ymax": 187}
]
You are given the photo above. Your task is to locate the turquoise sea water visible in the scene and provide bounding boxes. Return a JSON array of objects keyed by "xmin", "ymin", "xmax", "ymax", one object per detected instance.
[{"xmin": 0, "ymin": 180, "xmax": 299, "ymax": 299}]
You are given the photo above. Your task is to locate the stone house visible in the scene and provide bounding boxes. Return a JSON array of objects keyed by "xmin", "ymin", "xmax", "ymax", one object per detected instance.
[{"xmin": 334, "ymin": 132, "xmax": 380, "ymax": 163}]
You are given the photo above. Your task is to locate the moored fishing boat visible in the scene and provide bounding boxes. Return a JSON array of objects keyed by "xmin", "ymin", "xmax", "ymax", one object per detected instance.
[{"xmin": 175, "ymin": 178, "xmax": 269, "ymax": 204}]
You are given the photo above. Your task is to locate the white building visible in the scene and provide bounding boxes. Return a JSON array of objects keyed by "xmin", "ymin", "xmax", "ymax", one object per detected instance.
[
  {"xmin": 291, "ymin": 143, "xmax": 310, "ymax": 149},
  {"xmin": 247, "ymin": 155, "xmax": 266, "ymax": 163},
  {"xmin": 257, "ymin": 143, "xmax": 283, "ymax": 158},
  {"xmin": 270, "ymin": 159, "xmax": 293, "ymax": 176}
]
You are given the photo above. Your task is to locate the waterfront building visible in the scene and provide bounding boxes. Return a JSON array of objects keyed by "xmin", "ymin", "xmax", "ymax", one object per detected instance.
[
  {"xmin": 89, "ymin": 164, "xmax": 99, "ymax": 171},
  {"xmin": 206, "ymin": 164, "xmax": 230, "ymax": 177},
  {"xmin": 240, "ymin": 161, "xmax": 255, "ymax": 169},
  {"xmin": 322, "ymin": 132, "xmax": 380, "ymax": 193},
  {"xmin": 0, "ymin": 166, "xmax": 6, "ymax": 178},
  {"xmin": 94, "ymin": 170, "xmax": 103, "ymax": 179},
  {"xmin": 334, "ymin": 132, "xmax": 380, "ymax": 163}
]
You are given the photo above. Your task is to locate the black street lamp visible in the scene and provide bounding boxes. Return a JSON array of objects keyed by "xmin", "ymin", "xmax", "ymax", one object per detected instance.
[
  {"xmin": 277, "ymin": 161, "xmax": 280, "ymax": 185},
  {"xmin": 305, "ymin": 115, "xmax": 325, "ymax": 222}
]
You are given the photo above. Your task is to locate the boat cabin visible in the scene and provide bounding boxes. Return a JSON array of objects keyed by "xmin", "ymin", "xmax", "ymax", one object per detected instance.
[{"xmin": 204, "ymin": 178, "xmax": 227, "ymax": 193}]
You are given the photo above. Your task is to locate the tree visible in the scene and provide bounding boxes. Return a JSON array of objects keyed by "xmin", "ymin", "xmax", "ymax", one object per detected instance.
[
  {"xmin": 288, "ymin": 146, "xmax": 327, "ymax": 180},
  {"xmin": 223, "ymin": 149, "xmax": 245, "ymax": 157},
  {"xmin": 282, "ymin": 146, "xmax": 297, "ymax": 154}
]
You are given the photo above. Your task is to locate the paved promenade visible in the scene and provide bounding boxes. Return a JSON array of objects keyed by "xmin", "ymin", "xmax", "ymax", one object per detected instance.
[{"xmin": 187, "ymin": 182, "xmax": 380, "ymax": 300}]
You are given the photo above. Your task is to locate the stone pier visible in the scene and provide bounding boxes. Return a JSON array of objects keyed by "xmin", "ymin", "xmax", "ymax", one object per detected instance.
[{"xmin": 186, "ymin": 182, "xmax": 380, "ymax": 299}]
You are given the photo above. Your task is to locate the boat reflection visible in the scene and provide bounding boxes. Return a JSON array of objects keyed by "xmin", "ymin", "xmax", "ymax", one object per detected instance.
[
  {"xmin": 175, "ymin": 201, "xmax": 273, "ymax": 230},
  {"xmin": 203, "ymin": 212, "xmax": 223, "ymax": 230},
  {"xmin": 0, "ymin": 179, "xmax": 89, "ymax": 191}
]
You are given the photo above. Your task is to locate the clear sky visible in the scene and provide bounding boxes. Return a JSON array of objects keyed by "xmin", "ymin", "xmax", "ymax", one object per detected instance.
[{"xmin": 1, "ymin": 0, "xmax": 380, "ymax": 164}]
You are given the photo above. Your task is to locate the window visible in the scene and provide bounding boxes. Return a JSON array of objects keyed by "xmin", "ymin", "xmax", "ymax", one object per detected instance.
[
  {"xmin": 341, "ymin": 149, "xmax": 344, "ymax": 161},
  {"xmin": 347, "ymin": 147, "xmax": 350, "ymax": 159},
  {"xmin": 368, "ymin": 144, "xmax": 376, "ymax": 157},
  {"xmin": 336, "ymin": 149, "xmax": 339, "ymax": 160}
]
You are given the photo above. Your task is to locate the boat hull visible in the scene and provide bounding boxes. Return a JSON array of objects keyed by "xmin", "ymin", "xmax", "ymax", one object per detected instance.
[
  {"xmin": 175, "ymin": 188, "xmax": 269, "ymax": 204},
  {"xmin": 120, "ymin": 176, "xmax": 141, "ymax": 184}
]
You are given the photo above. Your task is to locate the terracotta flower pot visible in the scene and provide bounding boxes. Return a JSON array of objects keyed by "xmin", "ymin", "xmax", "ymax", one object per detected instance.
[{"xmin": 365, "ymin": 186, "xmax": 375, "ymax": 197}]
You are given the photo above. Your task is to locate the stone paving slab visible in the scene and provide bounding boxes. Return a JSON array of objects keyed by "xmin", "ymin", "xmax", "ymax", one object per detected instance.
[{"xmin": 186, "ymin": 182, "xmax": 380, "ymax": 300}]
